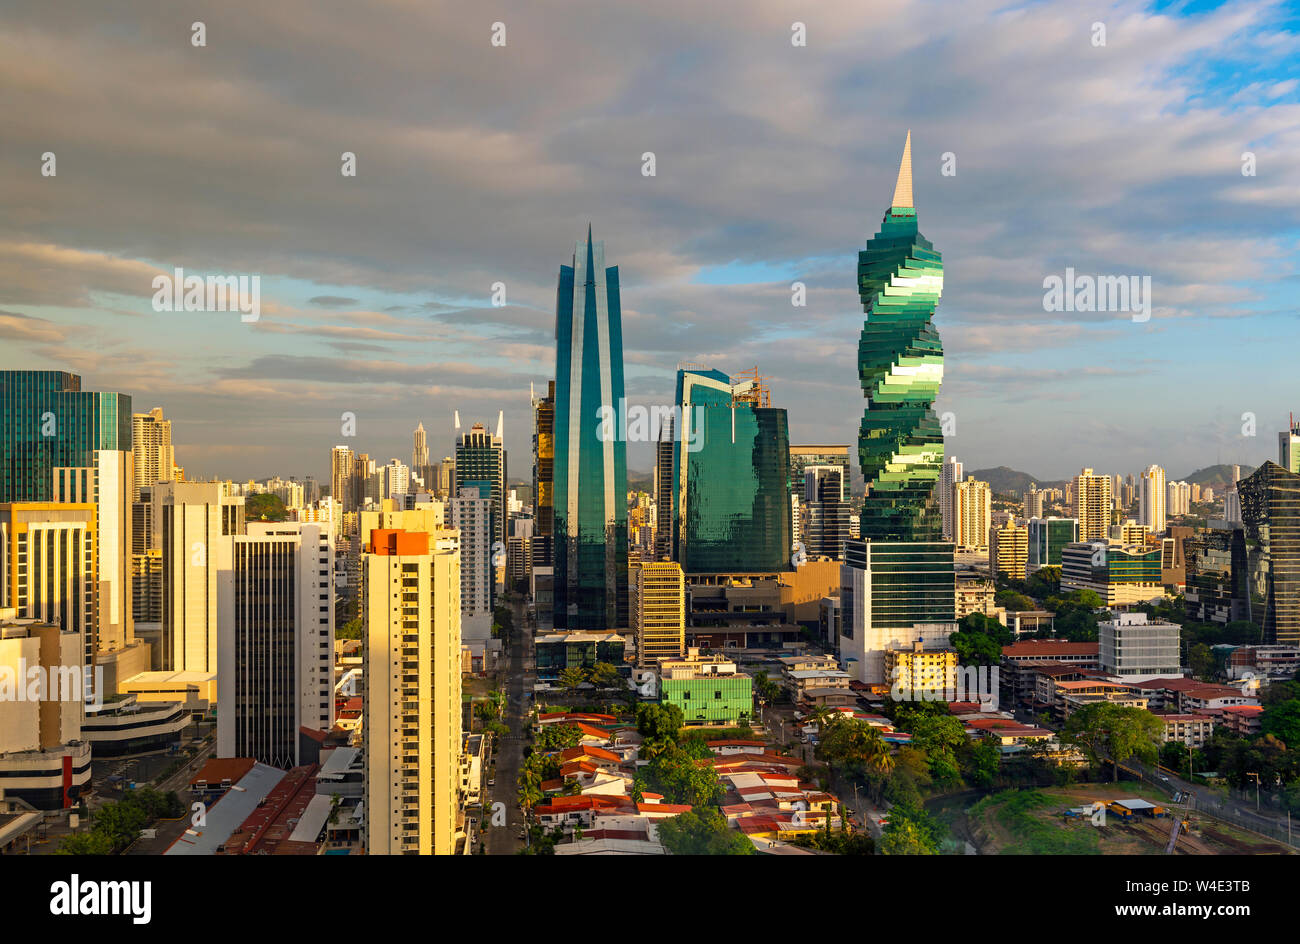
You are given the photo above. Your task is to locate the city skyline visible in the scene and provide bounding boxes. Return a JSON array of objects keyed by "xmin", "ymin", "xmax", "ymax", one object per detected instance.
[{"xmin": 2, "ymin": 1, "xmax": 1297, "ymax": 483}]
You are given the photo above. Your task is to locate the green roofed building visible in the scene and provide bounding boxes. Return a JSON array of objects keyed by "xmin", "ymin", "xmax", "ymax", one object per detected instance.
[{"xmin": 657, "ymin": 649, "xmax": 753, "ymax": 726}]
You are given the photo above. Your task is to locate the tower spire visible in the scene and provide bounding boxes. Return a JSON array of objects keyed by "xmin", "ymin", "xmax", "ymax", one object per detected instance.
[{"xmin": 890, "ymin": 130, "xmax": 913, "ymax": 209}]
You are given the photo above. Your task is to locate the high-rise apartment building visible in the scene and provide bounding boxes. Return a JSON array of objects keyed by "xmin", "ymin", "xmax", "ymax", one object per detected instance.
[
  {"xmin": 1238, "ymin": 461, "xmax": 1300, "ymax": 646},
  {"xmin": 330, "ymin": 446, "xmax": 355, "ymax": 513},
  {"xmin": 449, "ymin": 487, "xmax": 493, "ymax": 645},
  {"xmin": 1073, "ymin": 468, "xmax": 1113, "ymax": 542},
  {"xmin": 1167, "ymin": 480, "xmax": 1192, "ymax": 517},
  {"xmin": 939, "ymin": 456, "xmax": 962, "ymax": 541},
  {"xmin": 382, "ymin": 459, "xmax": 410, "ymax": 501},
  {"xmin": 362, "ymin": 528, "xmax": 461, "ymax": 855},
  {"xmin": 552, "ymin": 228, "xmax": 629, "ymax": 630},
  {"xmin": 1139, "ymin": 464, "xmax": 1166, "ymax": 534},
  {"xmin": 988, "ymin": 521, "xmax": 1028, "ymax": 580},
  {"xmin": 132, "ymin": 407, "xmax": 177, "ymax": 502},
  {"xmin": 1022, "ymin": 483, "xmax": 1044, "ymax": 520},
  {"xmin": 672, "ymin": 367, "xmax": 791, "ymax": 574},
  {"xmin": 790, "ymin": 445, "xmax": 851, "ymax": 547},
  {"xmin": 952, "ymin": 476, "xmax": 992, "ymax": 550},
  {"xmin": 631, "ymin": 559, "xmax": 685, "ymax": 668},
  {"xmin": 216, "ymin": 522, "xmax": 334, "ymax": 768}
]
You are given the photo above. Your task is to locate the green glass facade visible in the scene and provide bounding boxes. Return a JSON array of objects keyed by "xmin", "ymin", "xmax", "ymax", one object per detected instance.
[
  {"xmin": 534, "ymin": 634, "xmax": 626, "ymax": 680},
  {"xmin": 1027, "ymin": 517, "xmax": 1079, "ymax": 572},
  {"xmin": 552, "ymin": 229, "xmax": 629, "ymax": 629},
  {"xmin": 857, "ymin": 144, "xmax": 945, "ymax": 542},
  {"xmin": 672, "ymin": 368, "xmax": 791, "ymax": 574},
  {"xmin": 1185, "ymin": 526, "xmax": 1249, "ymax": 624},
  {"xmin": 1, "ymin": 371, "xmax": 132, "ymax": 503},
  {"xmin": 1238, "ymin": 461, "xmax": 1300, "ymax": 646},
  {"xmin": 661, "ymin": 674, "xmax": 753, "ymax": 726}
]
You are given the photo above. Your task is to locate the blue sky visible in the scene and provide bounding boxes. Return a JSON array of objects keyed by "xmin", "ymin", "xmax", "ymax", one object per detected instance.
[{"xmin": 0, "ymin": 0, "xmax": 1296, "ymax": 485}]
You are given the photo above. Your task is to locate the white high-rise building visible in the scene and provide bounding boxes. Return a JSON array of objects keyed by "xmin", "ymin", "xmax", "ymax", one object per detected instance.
[
  {"xmin": 217, "ymin": 522, "xmax": 334, "ymax": 767},
  {"xmin": 449, "ymin": 487, "xmax": 493, "ymax": 645},
  {"xmin": 1166, "ymin": 480, "xmax": 1192, "ymax": 517},
  {"xmin": 53, "ymin": 449, "xmax": 135, "ymax": 654},
  {"xmin": 1023, "ymin": 484, "xmax": 1044, "ymax": 520},
  {"xmin": 1138, "ymin": 464, "xmax": 1166, "ymax": 535},
  {"xmin": 939, "ymin": 456, "xmax": 962, "ymax": 541},
  {"xmin": 153, "ymin": 482, "xmax": 245, "ymax": 672},
  {"xmin": 383, "ymin": 459, "xmax": 410, "ymax": 500}
]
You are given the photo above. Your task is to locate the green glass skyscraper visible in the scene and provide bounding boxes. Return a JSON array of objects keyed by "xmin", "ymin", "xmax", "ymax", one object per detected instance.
[
  {"xmin": 1, "ymin": 370, "xmax": 132, "ymax": 502},
  {"xmin": 857, "ymin": 131, "xmax": 946, "ymax": 541},
  {"xmin": 1238, "ymin": 460, "xmax": 1300, "ymax": 646},
  {"xmin": 671, "ymin": 367, "xmax": 791, "ymax": 574},
  {"xmin": 552, "ymin": 228, "xmax": 628, "ymax": 630}
]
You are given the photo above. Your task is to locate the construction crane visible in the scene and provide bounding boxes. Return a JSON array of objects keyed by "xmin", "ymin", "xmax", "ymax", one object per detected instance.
[{"xmin": 1165, "ymin": 790, "xmax": 1194, "ymax": 854}]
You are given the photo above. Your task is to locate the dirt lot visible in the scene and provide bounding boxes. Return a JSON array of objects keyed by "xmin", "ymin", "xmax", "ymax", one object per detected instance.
[{"xmin": 968, "ymin": 784, "xmax": 1294, "ymax": 855}]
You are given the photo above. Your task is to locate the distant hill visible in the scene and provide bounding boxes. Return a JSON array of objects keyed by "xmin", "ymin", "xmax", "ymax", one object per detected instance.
[
  {"xmin": 1180, "ymin": 464, "xmax": 1256, "ymax": 489},
  {"xmin": 969, "ymin": 467, "xmax": 1065, "ymax": 496}
]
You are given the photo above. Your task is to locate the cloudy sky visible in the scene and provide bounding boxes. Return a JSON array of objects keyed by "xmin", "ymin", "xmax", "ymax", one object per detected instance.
[{"xmin": 2, "ymin": 0, "xmax": 1297, "ymax": 486}]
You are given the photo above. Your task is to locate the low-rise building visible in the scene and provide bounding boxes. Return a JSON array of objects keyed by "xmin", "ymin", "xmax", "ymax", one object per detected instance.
[
  {"xmin": 1153, "ymin": 712, "xmax": 1214, "ymax": 749},
  {"xmin": 657, "ymin": 649, "xmax": 753, "ymax": 727}
]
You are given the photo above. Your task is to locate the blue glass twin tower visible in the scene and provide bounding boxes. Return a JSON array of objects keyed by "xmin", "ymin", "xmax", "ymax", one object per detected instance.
[{"xmin": 552, "ymin": 228, "xmax": 629, "ymax": 630}]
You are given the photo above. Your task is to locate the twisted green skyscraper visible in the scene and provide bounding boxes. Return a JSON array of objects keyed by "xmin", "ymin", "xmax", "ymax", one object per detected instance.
[{"xmin": 857, "ymin": 131, "xmax": 946, "ymax": 541}]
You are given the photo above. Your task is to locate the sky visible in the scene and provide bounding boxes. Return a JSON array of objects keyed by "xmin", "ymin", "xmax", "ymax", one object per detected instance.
[{"xmin": 1, "ymin": 0, "xmax": 1297, "ymax": 486}]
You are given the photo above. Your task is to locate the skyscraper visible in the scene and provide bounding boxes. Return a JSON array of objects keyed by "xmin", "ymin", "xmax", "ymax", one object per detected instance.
[
  {"xmin": 132, "ymin": 407, "xmax": 176, "ymax": 502},
  {"xmin": 216, "ymin": 522, "xmax": 334, "ymax": 768},
  {"xmin": 1280, "ymin": 415, "xmax": 1300, "ymax": 474},
  {"xmin": 1023, "ymin": 483, "xmax": 1044, "ymax": 520},
  {"xmin": 939, "ymin": 456, "xmax": 962, "ymax": 541},
  {"xmin": 330, "ymin": 446, "xmax": 355, "ymax": 513},
  {"xmin": 1139, "ymin": 464, "xmax": 1167, "ymax": 534},
  {"xmin": 952, "ymin": 476, "xmax": 992, "ymax": 550},
  {"xmin": 552, "ymin": 228, "xmax": 629, "ymax": 630},
  {"xmin": 857, "ymin": 132, "xmax": 946, "ymax": 542},
  {"xmin": 839, "ymin": 133, "xmax": 956, "ymax": 685},
  {"xmin": 1238, "ymin": 461, "xmax": 1300, "ymax": 646},
  {"xmin": 531, "ymin": 381, "xmax": 555, "ymax": 567},
  {"xmin": 362, "ymin": 528, "xmax": 461, "ymax": 855},
  {"xmin": 454, "ymin": 419, "xmax": 506, "ymax": 564},
  {"xmin": 671, "ymin": 366, "xmax": 792, "ymax": 574},
  {"xmin": 653, "ymin": 423, "xmax": 673, "ymax": 561},
  {"xmin": 1073, "ymin": 468, "xmax": 1113, "ymax": 542},
  {"xmin": 412, "ymin": 421, "xmax": 429, "ymax": 472},
  {"xmin": 989, "ymin": 521, "xmax": 1028, "ymax": 580},
  {"xmin": 1027, "ymin": 516, "xmax": 1079, "ymax": 575},
  {"xmin": 801, "ymin": 465, "xmax": 850, "ymax": 561},
  {"xmin": 449, "ymin": 486, "xmax": 493, "ymax": 645},
  {"xmin": 631, "ymin": 559, "xmax": 686, "ymax": 668},
  {"xmin": 0, "ymin": 371, "xmax": 131, "ymax": 504}
]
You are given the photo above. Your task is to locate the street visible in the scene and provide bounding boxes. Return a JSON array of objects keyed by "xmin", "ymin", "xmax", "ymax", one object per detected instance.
[{"xmin": 484, "ymin": 595, "xmax": 533, "ymax": 854}]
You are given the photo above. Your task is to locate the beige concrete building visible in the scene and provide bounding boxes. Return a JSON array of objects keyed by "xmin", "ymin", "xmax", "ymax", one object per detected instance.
[
  {"xmin": 363, "ymin": 528, "xmax": 462, "ymax": 855},
  {"xmin": 132, "ymin": 407, "xmax": 177, "ymax": 502},
  {"xmin": 952, "ymin": 476, "xmax": 991, "ymax": 550},
  {"xmin": 988, "ymin": 521, "xmax": 1027, "ymax": 580},
  {"xmin": 1073, "ymin": 468, "xmax": 1113, "ymax": 542},
  {"xmin": 631, "ymin": 559, "xmax": 685, "ymax": 668}
]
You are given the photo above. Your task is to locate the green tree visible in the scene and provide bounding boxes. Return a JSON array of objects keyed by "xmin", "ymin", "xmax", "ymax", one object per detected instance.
[
  {"xmin": 1188, "ymin": 643, "xmax": 1215, "ymax": 681},
  {"xmin": 588, "ymin": 662, "xmax": 622, "ymax": 689},
  {"xmin": 753, "ymin": 670, "xmax": 781, "ymax": 705},
  {"xmin": 535, "ymin": 723, "xmax": 583, "ymax": 751},
  {"xmin": 636, "ymin": 703, "xmax": 684, "ymax": 741},
  {"xmin": 1261, "ymin": 699, "xmax": 1300, "ymax": 750},
  {"xmin": 657, "ymin": 806, "xmax": 754, "ymax": 855},
  {"xmin": 878, "ymin": 819, "xmax": 937, "ymax": 855},
  {"xmin": 1062, "ymin": 703, "xmax": 1163, "ymax": 780},
  {"xmin": 335, "ymin": 617, "xmax": 363, "ymax": 641},
  {"xmin": 559, "ymin": 666, "xmax": 588, "ymax": 692}
]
